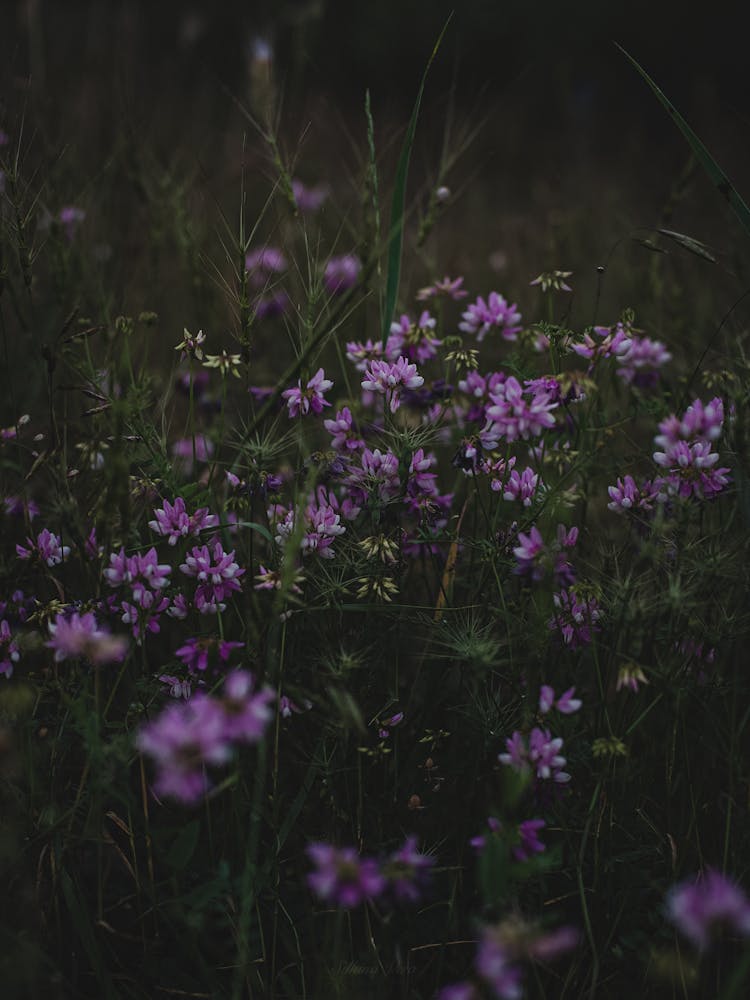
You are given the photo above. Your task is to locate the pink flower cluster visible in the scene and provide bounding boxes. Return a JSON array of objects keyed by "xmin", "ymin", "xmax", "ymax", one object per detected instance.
[
  {"xmin": 499, "ymin": 727, "xmax": 571, "ymax": 785},
  {"xmin": 548, "ymin": 590, "xmax": 602, "ymax": 647},
  {"xmin": 460, "ymin": 292, "xmax": 522, "ymax": 343},
  {"xmin": 46, "ymin": 611, "xmax": 128, "ymax": 665},
  {"xmin": 273, "ymin": 490, "xmax": 347, "ymax": 559},
  {"xmin": 438, "ymin": 921, "xmax": 578, "ymax": 1000},
  {"xmin": 282, "ymin": 368, "xmax": 333, "ymax": 418},
  {"xmin": 652, "ymin": 396, "xmax": 730, "ymax": 501},
  {"xmin": 481, "ymin": 376, "xmax": 558, "ymax": 447},
  {"xmin": 16, "ymin": 528, "xmax": 70, "ymax": 567},
  {"xmin": 148, "ymin": 497, "xmax": 219, "ymax": 545},
  {"xmin": 137, "ymin": 670, "xmax": 275, "ymax": 802},
  {"xmin": 361, "ymin": 356, "xmax": 424, "ymax": 413},
  {"xmin": 512, "ymin": 524, "xmax": 578, "ymax": 585},
  {"xmin": 179, "ymin": 540, "xmax": 245, "ymax": 613},
  {"xmin": 306, "ymin": 835, "xmax": 433, "ymax": 908},
  {"xmin": 666, "ymin": 868, "xmax": 750, "ymax": 950},
  {"xmin": 105, "ymin": 547, "xmax": 172, "ymax": 638}
]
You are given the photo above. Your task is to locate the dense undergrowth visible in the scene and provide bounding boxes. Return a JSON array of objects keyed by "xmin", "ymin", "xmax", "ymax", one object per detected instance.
[{"xmin": 2, "ymin": 42, "xmax": 750, "ymax": 1000}]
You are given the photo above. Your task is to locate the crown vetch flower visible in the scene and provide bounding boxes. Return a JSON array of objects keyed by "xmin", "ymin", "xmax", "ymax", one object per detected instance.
[
  {"xmin": 382, "ymin": 835, "xmax": 435, "ymax": 902},
  {"xmin": 221, "ymin": 670, "xmax": 275, "ymax": 743},
  {"xmin": 148, "ymin": 497, "xmax": 219, "ymax": 545},
  {"xmin": 361, "ymin": 357, "xmax": 424, "ymax": 413},
  {"xmin": 17, "ymin": 528, "xmax": 70, "ymax": 567},
  {"xmin": 666, "ymin": 869, "xmax": 750, "ymax": 950},
  {"xmin": 323, "ymin": 254, "xmax": 361, "ymax": 294},
  {"xmin": 137, "ymin": 693, "xmax": 232, "ymax": 803},
  {"xmin": 282, "ymin": 368, "xmax": 333, "ymax": 418},
  {"xmin": 306, "ymin": 843, "xmax": 385, "ymax": 908},
  {"xmin": 460, "ymin": 292, "xmax": 522, "ymax": 343},
  {"xmin": 47, "ymin": 611, "xmax": 128, "ymax": 665}
]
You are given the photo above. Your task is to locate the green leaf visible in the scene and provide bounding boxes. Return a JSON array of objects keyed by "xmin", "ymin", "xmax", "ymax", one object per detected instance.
[
  {"xmin": 657, "ymin": 228, "xmax": 717, "ymax": 262},
  {"xmin": 382, "ymin": 14, "xmax": 452, "ymax": 346},
  {"xmin": 59, "ymin": 868, "xmax": 115, "ymax": 998},
  {"xmin": 616, "ymin": 43, "xmax": 750, "ymax": 239},
  {"xmin": 234, "ymin": 520, "xmax": 274, "ymax": 544}
]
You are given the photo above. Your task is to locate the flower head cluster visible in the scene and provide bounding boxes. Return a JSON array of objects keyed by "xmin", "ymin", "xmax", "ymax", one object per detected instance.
[
  {"xmin": 499, "ymin": 727, "xmax": 571, "ymax": 785},
  {"xmin": 513, "ymin": 524, "xmax": 578, "ymax": 585},
  {"xmin": 388, "ymin": 310, "xmax": 442, "ymax": 363},
  {"xmin": 148, "ymin": 497, "xmax": 219, "ymax": 545},
  {"xmin": 606, "ymin": 474, "xmax": 658, "ymax": 514},
  {"xmin": 666, "ymin": 869, "xmax": 750, "ymax": 950},
  {"xmin": 481, "ymin": 376, "xmax": 558, "ymax": 446},
  {"xmin": 179, "ymin": 541, "xmax": 245, "ymax": 613},
  {"xmin": 273, "ymin": 491, "xmax": 347, "ymax": 560},
  {"xmin": 323, "ymin": 254, "xmax": 361, "ymax": 294},
  {"xmin": 104, "ymin": 547, "xmax": 172, "ymax": 638},
  {"xmin": 16, "ymin": 528, "xmax": 70, "ymax": 567},
  {"xmin": 548, "ymin": 590, "xmax": 601, "ymax": 647},
  {"xmin": 460, "ymin": 292, "xmax": 522, "ymax": 343},
  {"xmin": 175, "ymin": 636, "xmax": 244, "ymax": 675},
  {"xmin": 469, "ymin": 816, "xmax": 547, "ymax": 863},
  {"xmin": 47, "ymin": 611, "xmax": 128, "ymax": 665},
  {"xmin": 136, "ymin": 670, "xmax": 274, "ymax": 802},
  {"xmin": 572, "ymin": 322, "xmax": 632, "ymax": 365},
  {"xmin": 439, "ymin": 919, "xmax": 578, "ymax": 1000},
  {"xmin": 538, "ymin": 684, "xmax": 582, "ymax": 715},
  {"xmin": 500, "ymin": 466, "xmax": 544, "ymax": 506},
  {"xmin": 361, "ymin": 356, "xmax": 424, "ymax": 413},
  {"xmin": 652, "ymin": 396, "xmax": 730, "ymax": 501},
  {"xmin": 417, "ymin": 275, "xmax": 468, "ymax": 301},
  {"xmin": 323, "ymin": 406, "xmax": 365, "ymax": 452},
  {"xmin": 292, "ymin": 178, "xmax": 328, "ymax": 213},
  {"xmin": 282, "ymin": 368, "xmax": 333, "ymax": 418},
  {"xmin": 306, "ymin": 836, "xmax": 433, "ymax": 908},
  {"xmin": 616, "ymin": 334, "xmax": 671, "ymax": 386}
]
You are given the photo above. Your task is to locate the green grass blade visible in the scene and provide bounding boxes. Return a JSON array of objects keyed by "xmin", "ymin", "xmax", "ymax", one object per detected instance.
[
  {"xmin": 382, "ymin": 14, "xmax": 453, "ymax": 346},
  {"xmin": 615, "ymin": 43, "xmax": 750, "ymax": 239}
]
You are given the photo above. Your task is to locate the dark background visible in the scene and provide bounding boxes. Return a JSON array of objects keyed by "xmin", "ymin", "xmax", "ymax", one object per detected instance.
[{"xmin": 1, "ymin": 0, "xmax": 749, "ymax": 351}]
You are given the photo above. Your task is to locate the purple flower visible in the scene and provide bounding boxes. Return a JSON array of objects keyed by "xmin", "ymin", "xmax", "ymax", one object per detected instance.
[
  {"xmin": 548, "ymin": 591, "xmax": 601, "ymax": 648},
  {"xmin": 175, "ymin": 636, "xmax": 244, "ymax": 675},
  {"xmin": 470, "ymin": 816, "xmax": 503, "ymax": 851},
  {"xmin": 137, "ymin": 693, "xmax": 232, "ymax": 803},
  {"xmin": 306, "ymin": 843, "xmax": 385, "ymax": 908},
  {"xmin": 16, "ymin": 528, "xmax": 70, "ymax": 567},
  {"xmin": 512, "ymin": 525, "xmax": 545, "ymax": 579},
  {"xmin": 383, "ymin": 835, "xmax": 434, "ymax": 902},
  {"xmin": 514, "ymin": 819, "xmax": 546, "ymax": 862},
  {"xmin": 148, "ymin": 497, "xmax": 219, "ymax": 545},
  {"xmin": 221, "ymin": 670, "xmax": 275, "ymax": 743},
  {"xmin": 616, "ymin": 334, "xmax": 671, "ymax": 385},
  {"xmin": 46, "ymin": 611, "xmax": 128, "ymax": 665},
  {"xmin": 282, "ymin": 367, "xmax": 333, "ymax": 418},
  {"xmin": 388, "ymin": 311, "xmax": 442, "ymax": 364},
  {"xmin": 499, "ymin": 727, "xmax": 571, "ymax": 785},
  {"xmin": 460, "ymin": 292, "xmax": 522, "ymax": 343},
  {"xmin": 481, "ymin": 376, "xmax": 558, "ymax": 446},
  {"xmin": 0, "ymin": 620, "xmax": 20, "ymax": 678},
  {"xmin": 292, "ymin": 178, "xmax": 329, "ymax": 213},
  {"xmin": 58, "ymin": 205, "xmax": 85, "ymax": 241},
  {"xmin": 323, "ymin": 254, "xmax": 361, "ymax": 294},
  {"xmin": 180, "ymin": 541, "xmax": 245, "ymax": 614},
  {"xmin": 323, "ymin": 407, "xmax": 365, "ymax": 451},
  {"xmin": 4, "ymin": 495, "xmax": 40, "ymax": 520},
  {"xmin": 572, "ymin": 322, "xmax": 632, "ymax": 364},
  {"xmin": 245, "ymin": 246, "xmax": 287, "ymax": 289},
  {"xmin": 158, "ymin": 674, "xmax": 193, "ymax": 699},
  {"xmin": 666, "ymin": 869, "xmax": 750, "ymax": 950},
  {"xmin": 361, "ymin": 357, "xmax": 424, "ymax": 413},
  {"xmin": 416, "ymin": 275, "xmax": 468, "ymax": 301},
  {"xmin": 502, "ymin": 467, "xmax": 543, "ymax": 506},
  {"xmin": 607, "ymin": 475, "xmax": 658, "ymax": 514},
  {"xmin": 476, "ymin": 928, "xmax": 524, "ymax": 999}
]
